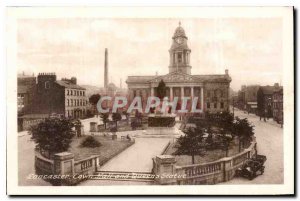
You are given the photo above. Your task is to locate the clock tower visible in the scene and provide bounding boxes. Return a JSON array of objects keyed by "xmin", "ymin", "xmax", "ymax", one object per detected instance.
[{"xmin": 169, "ymin": 22, "xmax": 192, "ymax": 75}]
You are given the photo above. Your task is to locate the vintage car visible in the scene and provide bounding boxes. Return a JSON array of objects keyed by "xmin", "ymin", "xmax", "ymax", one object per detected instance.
[{"xmin": 235, "ymin": 154, "xmax": 267, "ymax": 180}]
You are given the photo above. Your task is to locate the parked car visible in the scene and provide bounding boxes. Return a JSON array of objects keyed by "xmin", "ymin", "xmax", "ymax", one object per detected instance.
[{"xmin": 235, "ymin": 154, "xmax": 267, "ymax": 180}]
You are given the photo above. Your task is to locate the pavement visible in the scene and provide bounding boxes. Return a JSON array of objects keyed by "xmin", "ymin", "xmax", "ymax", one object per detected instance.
[
  {"xmin": 18, "ymin": 134, "xmax": 51, "ymax": 186},
  {"xmin": 78, "ymin": 137, "xmax": 171, "ymax": 186}
]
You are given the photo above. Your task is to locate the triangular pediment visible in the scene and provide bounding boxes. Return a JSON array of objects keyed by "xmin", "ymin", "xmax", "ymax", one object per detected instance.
[{"xmin": 148, "ymin": 71, "xmax": 201, "ymax": 83}]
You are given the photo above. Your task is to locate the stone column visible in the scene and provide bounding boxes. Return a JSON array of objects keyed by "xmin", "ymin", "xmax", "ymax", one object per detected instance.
[
  {"xmin": 191, "ymin": 86, "xmax": 194, "ymax": 98},
  {"xmin": 151, "ymin": 87, "xmax": 154, "ymax": 96},
  {"xmin": 170, "ymin": 87, "xmax": 173, "ymax": 101},
  {"xmin": 181, "ymin": 87, "xmax": 184, "ymax": 99}
]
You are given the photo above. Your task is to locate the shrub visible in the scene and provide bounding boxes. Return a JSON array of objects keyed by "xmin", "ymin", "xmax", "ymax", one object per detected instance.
[
  {"xmin": 30, "ymin": 118, "xmax": 75, "ymax": 158},
  {"xmin": 80, "ymin": 136, "xmax": 102, "ymax": 148}
]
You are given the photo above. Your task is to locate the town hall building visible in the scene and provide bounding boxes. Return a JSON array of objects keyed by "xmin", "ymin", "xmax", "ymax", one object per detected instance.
[{"xmin": 126, "ymin": 23, "xmax": 231, "ymax": 113}]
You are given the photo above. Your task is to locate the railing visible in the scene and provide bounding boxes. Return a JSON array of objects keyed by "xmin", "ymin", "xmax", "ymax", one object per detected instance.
[
  {"xmin": 232, "ymin": 151, "xmax": 249, "ymax": 166},
  {"xmin": 175, "ymin": 140, "xmax": 256, "ymax": 183},
  {"xmin": 74, "ymin": 155, "xmax": 99, "ymax": 173},
  {"xmin": 181, "ymin": 161, "xmax": 222, "ymax": 178},
  {"xmin": 153, "ymin": 138, "xmax": 257, "ymax": 185}
]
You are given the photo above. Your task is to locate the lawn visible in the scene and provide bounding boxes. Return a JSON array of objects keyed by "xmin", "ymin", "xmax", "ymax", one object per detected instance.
[
  {"xmin": 68, "ymin": 136, "xmax": 134, "ymax": 164},
  {"xmin": 164, "ymin": 137, "xmax": 244, "ymax": 166}
]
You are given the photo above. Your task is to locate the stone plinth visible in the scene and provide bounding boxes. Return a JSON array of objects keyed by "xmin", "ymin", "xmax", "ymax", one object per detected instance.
[
  {"xmin": 153, "ymin": 155, "xmax": 177, "ymax": 185},
  {"xmin": 53, "ymin": 152, "xmax": 75, "ymax": 175}
]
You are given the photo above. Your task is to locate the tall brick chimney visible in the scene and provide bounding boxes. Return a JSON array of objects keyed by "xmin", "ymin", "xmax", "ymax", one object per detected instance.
[{"xmin": 104, "ymin": 48, "xmax": 108, "ymax": 89}]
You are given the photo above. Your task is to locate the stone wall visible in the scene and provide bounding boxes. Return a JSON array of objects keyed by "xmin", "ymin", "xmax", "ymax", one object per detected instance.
[
  {"xmin": 35, "ymin": 151, "xmax": 100, "ymax": 185},
  {"xmin": 152, "ymin": 138, "xmax": 257, "ymax": 185}
]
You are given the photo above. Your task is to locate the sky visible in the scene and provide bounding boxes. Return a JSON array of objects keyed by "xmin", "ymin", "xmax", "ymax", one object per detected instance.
[{"xmin": 17, "ymin": 18, "xmax": 283, "ymax": 91}]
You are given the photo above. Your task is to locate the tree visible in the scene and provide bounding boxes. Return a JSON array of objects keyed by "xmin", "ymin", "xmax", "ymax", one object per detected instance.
[
  {"xmin": 175, "ymin": 124, "xmax": 205, "ymax": 164},
  {"xmin": 89, "ymin": 94, "xmax": 101, "ymax": 117},
  {"xmin": 206, "ymin": 111, "xmax": 234, "ymax": 156},
  {"xmin": 122, "ymin": 111, "xmax": 130, "ymax": 125},
  {"xmin": 207, "ymin": 111, "xmax": 234, "ymax": 132},
  {"xmin": 100, "ymin": 113, "xmax": 109, "ymax": 129},
  {"xmin": 219, "ymin": 130, "xmax": 233, "ymax": 157},
  {"xmin": 232, "ymin": 117, "xmax": 254, "ymax": 151},
  {"xmin": 156, "ymin": 79, "xmax": 167, "ymax": 100},
  {"xmin": 112, "ymin": 112, "xmax": 122, "ymax": 130},
  {"xmin": 30, "ymin": 118, "xmax": 75, "ymax": 159},
  {"xmin": 135, "ymin": 110, "xmax": 142, "ymax": 125},
  {"xmin": 73, "ymin": 119, "xmax": 82, "ymax": 137}
]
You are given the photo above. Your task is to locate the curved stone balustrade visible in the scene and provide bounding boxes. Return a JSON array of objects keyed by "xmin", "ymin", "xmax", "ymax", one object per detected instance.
[{"xmin": 153, "ymin": 137, "xmax": 257, "ymax": 185}]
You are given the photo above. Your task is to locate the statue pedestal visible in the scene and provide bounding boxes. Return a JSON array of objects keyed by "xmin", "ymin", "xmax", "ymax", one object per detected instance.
[{"xmin": 145, "ymin": 127, "xmax": 177, "ymax": 135}]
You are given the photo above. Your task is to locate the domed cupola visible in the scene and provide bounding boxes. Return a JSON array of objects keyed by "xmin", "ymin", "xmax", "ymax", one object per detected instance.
[
  {"xmin": 169, "ymin": 22, "xmax": 192, "ymax": 75},
  {"xmin": 172, "ymin": 22, "xmax": 187, "ymax": 39}
]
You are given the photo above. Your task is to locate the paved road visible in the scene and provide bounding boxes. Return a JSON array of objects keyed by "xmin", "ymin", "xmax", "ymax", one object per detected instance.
[
  {"xmin": 225, "ymin": 109, "xmax": 284, "ymax": 184},
  {"xmin": 18, "ymin": 134, "xmax": 50, "ymax": 186}
]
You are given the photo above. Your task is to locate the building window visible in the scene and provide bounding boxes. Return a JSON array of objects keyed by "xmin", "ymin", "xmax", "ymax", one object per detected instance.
[
  {"xmin": 71, "ymin": 90, "xmax": 73, "ymax": 96},
  {"xmin": 83, "ymin": 91, "xmax": 85, "ymax": 96},
  {"xmin": 178, "ymin": 52, "xmax": 182, "ymax": 63},
  {"xmin": 207, "ymin": 91, "xmax": 210, "ymax": 97},
  {"xmin": 207, "ymin": 102, "xmax": 210, "ymax": 109},
  {"xmin": 221, "ymin": 102, "xmax": 224, "ymax": 109},
  {"xmin": 214, "ymin": 103, "xmax": 217, "ymax": 108},
  {"xmin": 77, "ymin": 100, "xmax": 79, "ymax": 106},
  {"xmin": 71, "ymin": 99, "xmax": 73, "ymax": 106},
  {"xmin": 45, "ymin": 81, "xmax": 50, "ymax": 89},
  {"xmin": 67, "ymin": 90, "xmax": 69, "ymax": 95},
  {"xmin": 220, "ymin": 90, "xmax": 224, "ymax": 97},
  {"xmin": 80, "ymin": 100, "xmax": 82, "ymax": 106},
  {"xmin": 67, "ymin": 99, "xmax": 69, "ymax": 106}
]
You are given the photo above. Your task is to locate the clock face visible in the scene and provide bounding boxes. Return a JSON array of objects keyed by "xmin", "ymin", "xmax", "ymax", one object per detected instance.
[{"xmin": 176, "ymin": 37, "xmax": 184, "ymax": 44}]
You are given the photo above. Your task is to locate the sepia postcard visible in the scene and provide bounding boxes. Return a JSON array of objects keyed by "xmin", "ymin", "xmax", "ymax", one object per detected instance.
[{"xmin": 6, "ymin": 7, "xmax": 294, "ymax": 195}]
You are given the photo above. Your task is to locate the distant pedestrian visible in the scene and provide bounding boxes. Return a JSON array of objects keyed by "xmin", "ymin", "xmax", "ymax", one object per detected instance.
[{"xmin": 126, "ymin": 134, "xmax": 131, "ymax": 141}]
